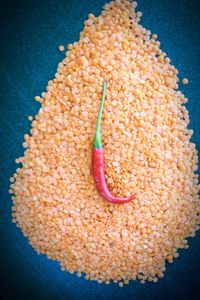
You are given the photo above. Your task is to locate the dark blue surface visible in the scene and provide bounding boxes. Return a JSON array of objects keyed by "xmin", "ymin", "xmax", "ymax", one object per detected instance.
[{"xmin": 0, "ymin": 0, "xmax": 200, "ymax": 299}]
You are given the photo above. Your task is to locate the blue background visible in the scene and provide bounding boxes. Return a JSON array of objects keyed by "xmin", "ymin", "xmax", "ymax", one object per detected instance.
[{"xmin": 0, "ymin": 0, "xmax": 200, "ymax": 299}]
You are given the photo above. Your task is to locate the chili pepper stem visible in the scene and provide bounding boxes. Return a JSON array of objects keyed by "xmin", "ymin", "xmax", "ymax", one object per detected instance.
[{"xmin": 93, "ymin": 80, "xmax": 106, "ymax": 149}]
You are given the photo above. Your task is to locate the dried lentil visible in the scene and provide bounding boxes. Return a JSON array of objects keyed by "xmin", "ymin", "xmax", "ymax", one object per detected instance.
[
  {"xmin": 10, "ymin": 0, "xmax": 200, "ymax": 286},
  {"xmin": 28, "ymin": 116, "xmax": 33, "ymax": 121},
  {"xmin": 182, "ymin": 78, "xmax": 189, "ymax": 85},
  {"xmin": 58, "ymin": 45, "xmax": 65, "ymax": 52}
]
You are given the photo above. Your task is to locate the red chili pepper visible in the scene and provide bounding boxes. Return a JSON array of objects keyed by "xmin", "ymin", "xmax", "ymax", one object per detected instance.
[{"xmin": 92, "ymin": 80, "xmax": 135, "ymax": 204}]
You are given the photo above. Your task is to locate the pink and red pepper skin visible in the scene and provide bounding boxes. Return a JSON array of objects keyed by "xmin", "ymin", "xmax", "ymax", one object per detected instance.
[
  {"xmin": 92, "ymin": 148, "xmax": 135, "ymax": 203},
  {"xmin": 92, "ymin": 80, "xmax": 135, "ymax": 204}
]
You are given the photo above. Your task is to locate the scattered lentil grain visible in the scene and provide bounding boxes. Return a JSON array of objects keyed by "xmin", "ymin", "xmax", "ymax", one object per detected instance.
[
  {"xmin": 28, "ymin": 116, "xmax": 33, "ymax": 121},
  {"xmin": 182, "ymin": 78, "xmax": 189, "ymax": 85},
  {"xmin": 58, "ymin": 45, "xmax": 65, "ymax": 52}
]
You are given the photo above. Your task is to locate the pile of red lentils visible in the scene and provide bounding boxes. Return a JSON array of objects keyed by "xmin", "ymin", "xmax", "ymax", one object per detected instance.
[{"xmin": 10, "ymin": 0, "xmax": 200, "ymax": 286}]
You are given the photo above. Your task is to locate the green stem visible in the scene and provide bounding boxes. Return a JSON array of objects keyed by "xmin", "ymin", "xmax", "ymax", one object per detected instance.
[{"xmin": 93, "ymin": 80, "xmax": 106, "ymax": 149}]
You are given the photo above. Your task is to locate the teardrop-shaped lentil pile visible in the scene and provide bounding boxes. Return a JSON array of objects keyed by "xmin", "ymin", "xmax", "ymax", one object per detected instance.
[{"xmin": 10, "ymin": 0, "xmax": 200, "ymax": 286}]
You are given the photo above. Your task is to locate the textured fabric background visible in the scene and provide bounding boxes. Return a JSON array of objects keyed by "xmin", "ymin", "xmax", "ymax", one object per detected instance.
[{"xmin": 0, "ymin": 0, "xmax": 200, "ymax": 299}]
